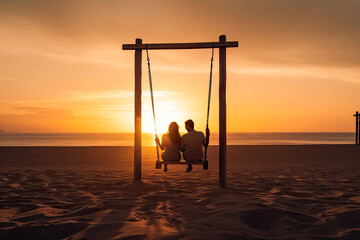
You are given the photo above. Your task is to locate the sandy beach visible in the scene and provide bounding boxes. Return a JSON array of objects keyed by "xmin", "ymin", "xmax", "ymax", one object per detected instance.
[{"xmin": 1, "ymin": 145, "xmax": 360, "ymax": 239}]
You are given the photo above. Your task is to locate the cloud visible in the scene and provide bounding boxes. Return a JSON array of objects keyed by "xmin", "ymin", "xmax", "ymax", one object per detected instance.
[
  {"xmin": 231, "ymin": 63, "xmax": 360, "ymax": 85},
  {"xmin": 0, "ymin": 89, "xmax": 185, "ymax": 131},
  {"xmin": 9, "ymin": 106, "xmax": 74, "ymax": 118},
  {"xmin": 0, "ymin": 105, "xmax": 124, "ymax": 132},
  {"xmin": 35, "ymin": 51, "xmax": 127, "ymax": 67},
  {"xmin": 1, "ymin": 0, "xmax": 359, "ymax": 68},
  {"xmin": 64, "ymin": 90, "xmax": 179, "ymax": 100}
]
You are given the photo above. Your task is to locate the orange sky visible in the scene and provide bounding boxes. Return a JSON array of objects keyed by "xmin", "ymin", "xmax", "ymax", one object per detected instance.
[{"xmin": 1, "ymin": 0, "xmax": 360, "ymax": 133}]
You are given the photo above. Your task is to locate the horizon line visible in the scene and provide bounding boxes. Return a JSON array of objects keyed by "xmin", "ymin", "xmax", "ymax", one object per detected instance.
[{"xmin": 0, "ymin": 131, "xmax": 355, "ymax": 134}]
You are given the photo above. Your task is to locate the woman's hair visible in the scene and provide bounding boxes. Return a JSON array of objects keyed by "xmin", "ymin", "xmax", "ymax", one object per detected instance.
[{"xmin": 168, "ymin": 122, "xmax": 181, "ymax": 146}]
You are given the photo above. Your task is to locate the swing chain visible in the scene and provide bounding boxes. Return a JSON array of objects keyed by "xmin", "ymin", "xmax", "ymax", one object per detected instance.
[
  {"xmin": 146, "ymin": 45, "xmax": 160, "ymax": 162},
  {"xmin": 204, "ymin": 46, "xmax": 214, "ymax": 161}
]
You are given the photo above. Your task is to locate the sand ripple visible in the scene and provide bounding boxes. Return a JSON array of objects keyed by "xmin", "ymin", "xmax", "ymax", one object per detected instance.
[
  {"xmin": 0, "ymin": 168, "xmax": 359, "ymax": 240},
  {"xmin": 1, "ymin": 145, "xmax": 360, "ymax": 239}
]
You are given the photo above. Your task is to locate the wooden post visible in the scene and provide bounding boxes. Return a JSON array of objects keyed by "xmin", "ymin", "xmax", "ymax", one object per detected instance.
[
  {"xmin": 219, "ymin": 35, "xmax": 227, "ymax": 187},
  {"xmin": 358, "ymin": 117, "xmax": 360, "ymax": 146},
  {"xmin": 355, "ymin": 111, "xmax": 359, "ymax": 146},
  {"xmin": 134, "ymin": 38, "xmax": 142, "ymax": 181}
]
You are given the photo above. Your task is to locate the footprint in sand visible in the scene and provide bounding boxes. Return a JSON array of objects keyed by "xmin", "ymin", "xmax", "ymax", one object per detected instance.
[
  {"xmin": 350, "ymin": 196, "xmax": 360, "ymax": 203},
  {"xmin": 330, "ymin": 190, "xmax": 344, "ymax": 197},
  {"xmin": 9, "ymin": 183, "xmax": 21, "ymax": 188},
  {"xmin": 270, "ymin": 187, "xmax": 281, "ymax": 194}
]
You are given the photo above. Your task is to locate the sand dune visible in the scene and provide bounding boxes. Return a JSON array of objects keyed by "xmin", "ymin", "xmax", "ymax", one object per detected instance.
[{"xmin": 0, "ymin": 145, "xmax": 360, "ymax": 239}]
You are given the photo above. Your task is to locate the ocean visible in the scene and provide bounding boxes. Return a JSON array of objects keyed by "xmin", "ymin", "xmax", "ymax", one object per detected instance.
[{"xmin": 0, "ymin": 132, "xmax": 355, "ymax": 146}]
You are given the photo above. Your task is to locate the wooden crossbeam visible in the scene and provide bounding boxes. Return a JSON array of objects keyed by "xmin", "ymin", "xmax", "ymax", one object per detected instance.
[{"xmin": 122, "ymin": 41, "xmax": 238, "ymax": 50}]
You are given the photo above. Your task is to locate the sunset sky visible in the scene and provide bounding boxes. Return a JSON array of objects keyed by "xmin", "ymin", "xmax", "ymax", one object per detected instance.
[{"xmin": 1, "ymin": 0, "xmax": 360, "ymax": 133}]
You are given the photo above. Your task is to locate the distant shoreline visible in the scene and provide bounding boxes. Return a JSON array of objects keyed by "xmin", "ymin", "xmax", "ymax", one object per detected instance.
[
  {"xmin": 0, "ymin": 132, "xmax": 355, "ymax": 146},
  {"xmin": 1, "ymin": 145, "xmax": 359, "ymax": 171}
]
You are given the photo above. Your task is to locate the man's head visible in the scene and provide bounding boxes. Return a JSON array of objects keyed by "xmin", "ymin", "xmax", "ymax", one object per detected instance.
[{"xmin": 185, "ymin": 119, "xmax": 194, "ymax": 132}]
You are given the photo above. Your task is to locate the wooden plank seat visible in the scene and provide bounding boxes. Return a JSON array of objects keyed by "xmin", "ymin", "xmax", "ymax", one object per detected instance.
[
  {"xmin": 159, "ymin": 161, "xmax": 203, "ymax": 164},
  {"xmin": 156, "ymin": 160, "xmax": 208, "ymax": 170}
]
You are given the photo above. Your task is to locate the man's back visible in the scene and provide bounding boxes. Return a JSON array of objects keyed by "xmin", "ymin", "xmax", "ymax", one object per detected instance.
[{"xmin": 180, "ymin": 130, "xmax": 205, "ymax": 162}]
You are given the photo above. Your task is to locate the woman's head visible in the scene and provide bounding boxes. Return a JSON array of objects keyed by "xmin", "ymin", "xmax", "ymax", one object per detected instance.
[
  {"xmin": 168, "ymin": 122, "xmax": 179, "ymax": 133},
  {"xmin": 168, "ymin": 122, "xmax": 181, "ymax": 145}
]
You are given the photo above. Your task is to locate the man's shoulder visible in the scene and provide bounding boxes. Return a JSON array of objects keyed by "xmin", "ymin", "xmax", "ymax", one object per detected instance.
[
  {"xmin": 181, "ymin": 133, "xmax": 189, "ymax": 139},
  {"xmin": 181, "ymin": 131, "xmax": 204, "ymax": 138},
  {"xmin": 195, "ymin": 130, "xmax": 205, "ymax": 136},
  {"xmin": 186, "ymin": 130, "xmax": 204, "ymax": 138}
]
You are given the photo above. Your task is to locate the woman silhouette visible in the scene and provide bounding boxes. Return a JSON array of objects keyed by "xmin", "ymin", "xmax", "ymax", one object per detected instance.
[{"xmin": 155, "ymin": 122, "xmax": 181, "ymax": 171}]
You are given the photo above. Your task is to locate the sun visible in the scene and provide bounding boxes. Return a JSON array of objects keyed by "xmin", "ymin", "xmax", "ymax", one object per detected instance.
[{"xmin": 142, "ymin": 104, "xmax": 185, "ymax": 135}]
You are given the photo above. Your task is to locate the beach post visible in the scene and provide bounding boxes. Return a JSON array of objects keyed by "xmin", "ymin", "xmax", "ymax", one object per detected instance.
[
  {"xmin": 219, "ymin": 35, "xmax": 227, "ymax": 187},
  {"xmin": 134, "ymin": 38, "xmax": 142, "ymax": 181},
  {"xmin": 354, "ymin": 111, "xmax": 359, "ymax": 146}
]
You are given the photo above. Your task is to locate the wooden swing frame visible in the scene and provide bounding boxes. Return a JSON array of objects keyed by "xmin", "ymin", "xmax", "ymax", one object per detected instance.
[{"xmin": 122, "ymin": 35, "xmax": 238, "ymax": 187}]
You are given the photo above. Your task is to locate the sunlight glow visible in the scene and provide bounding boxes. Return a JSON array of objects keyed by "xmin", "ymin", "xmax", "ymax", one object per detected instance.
[{"xmin": 142, "ymin": 102, "xmax": 186, "ymax": 135}]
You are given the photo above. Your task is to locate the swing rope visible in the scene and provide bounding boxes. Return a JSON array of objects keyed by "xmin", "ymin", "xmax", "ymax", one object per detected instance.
[
  {"xmin": 146, "ymin": 45, "xmax": 160, "ymax": 162},
  {"xmin": 204, "ymin": 46, "xmax": 214, "ymax": 161}
]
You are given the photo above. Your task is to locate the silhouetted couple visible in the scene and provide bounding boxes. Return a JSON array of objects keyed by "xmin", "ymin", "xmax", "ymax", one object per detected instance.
[{"xmin": 155, "ymin": 119, "xmax": 209, "ymax": 172}]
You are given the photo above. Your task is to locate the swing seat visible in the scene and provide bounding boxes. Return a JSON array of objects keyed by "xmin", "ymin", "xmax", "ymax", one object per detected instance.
[{"xmin": 156, "ymin": 160, "xmax": 208, "ymax": 170}]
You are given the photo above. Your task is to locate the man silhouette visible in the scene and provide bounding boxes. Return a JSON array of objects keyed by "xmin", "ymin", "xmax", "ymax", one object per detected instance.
[{"xmin": 180, "ymin": 119, "xmax": 209, "ymax": 172}]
